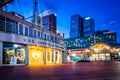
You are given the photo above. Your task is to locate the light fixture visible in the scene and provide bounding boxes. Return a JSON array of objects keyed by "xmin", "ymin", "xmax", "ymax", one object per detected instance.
[
  {"xmin": 72, "ymin": 54, "xmax": 76, "ymax": 56},
  {"xmin": 14, "ymin": 44, "xmax": 18, "ymax": 48}
]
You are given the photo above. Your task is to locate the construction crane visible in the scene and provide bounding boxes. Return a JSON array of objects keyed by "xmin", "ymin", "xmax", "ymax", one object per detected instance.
[{"xmin": 0, "ymin": 0, "xmax": 13, "ymax": 8}]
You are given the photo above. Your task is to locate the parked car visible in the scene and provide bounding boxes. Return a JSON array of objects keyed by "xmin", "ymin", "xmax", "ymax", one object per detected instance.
[{"xmin": 77, "ymin": 58, "xmax": 91, "ymax": 62}]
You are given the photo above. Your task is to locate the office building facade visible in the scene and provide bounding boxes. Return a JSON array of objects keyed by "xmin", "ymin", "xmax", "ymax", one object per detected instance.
[
  {"xmin": 83, "ymin": 17, "xmax": 95, "ymax": 37},
  {"xmin": 64, "ymin": 30, "xmax": 119, "ymax": 61},
  {"xmin": 35, "ymin": 10, "xmax": 56, "ymax": 34},
  {"xmin": 0, "ymin": 10, "xmax": 67, "ymax": 66},
  {"xmin": 70, "ymin": 14, "xmax": 83, "ymax": 38},
  {"xmin": 70, "ymin": 14, "xmax": 94, "ymax": 38}
]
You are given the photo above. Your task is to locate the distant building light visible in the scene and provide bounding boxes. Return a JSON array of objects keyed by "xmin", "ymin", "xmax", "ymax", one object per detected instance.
[
  {"xmin": 56, "ymin": 30, "xmax": 60, "ymax": 34},
  {"xmin": 85, "ymin": 17, "xmax": 90, "ymax": 20},
  {"xmin": 14, "ymin": 44, "xmax": 18, "ymax": 48},
  {"xmin": 72, "ymin": 54, "xmax": 76, "ymax": 56}
]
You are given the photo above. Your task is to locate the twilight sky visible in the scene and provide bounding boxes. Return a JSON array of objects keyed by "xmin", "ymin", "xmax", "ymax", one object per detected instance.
[{"xmin": 7, "ymin": 0, "xmax": 120, "ymax": 42}]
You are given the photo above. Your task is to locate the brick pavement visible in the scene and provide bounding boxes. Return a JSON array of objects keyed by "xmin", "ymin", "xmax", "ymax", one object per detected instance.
[{"xmin": 0, "ymin": 61, "xmax": 120, "ymax": 80}]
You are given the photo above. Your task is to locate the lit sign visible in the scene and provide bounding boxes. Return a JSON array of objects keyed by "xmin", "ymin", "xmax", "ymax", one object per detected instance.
[
  {"xmin": 23, "ymin": 38, "xmax": 65, "ymax": 51},
  {"xmin": 91, "ymin": 44, "xmax": 110, "ymax": 50},
  {"xmin": 85, "ymin": 17, "xmax": 90, "ymax": 20}
]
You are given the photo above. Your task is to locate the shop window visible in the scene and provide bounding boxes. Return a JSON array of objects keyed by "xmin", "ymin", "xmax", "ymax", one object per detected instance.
[
  {"xmin": 3, "ymin": 43, "xmax": 26, "ymax": 65},
  {"xmin": 47, "ymin": 52, "xmax": 50, "ymax": 62}
]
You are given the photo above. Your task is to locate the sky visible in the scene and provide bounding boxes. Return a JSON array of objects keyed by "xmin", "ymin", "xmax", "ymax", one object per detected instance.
[{"xmin": 7, "ymin": 0, "xmax": 120, "ymax": 42}]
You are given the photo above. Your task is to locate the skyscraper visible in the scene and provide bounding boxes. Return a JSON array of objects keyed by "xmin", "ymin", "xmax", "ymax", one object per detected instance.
[
  {"xmin": 83, "ymin": 17, "xmax": 95, "ymax": 37},
  {"xmin": 70, "ymin": 14, "xmax": 83, "ymax": 38},
  {"xmin": 35, "ymin": 10, "xmax": 56, "ymax": 33}
]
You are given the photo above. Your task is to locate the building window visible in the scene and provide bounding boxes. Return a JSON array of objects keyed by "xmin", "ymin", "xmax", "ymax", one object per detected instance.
[
  {"xmin": 19, "ymin": 24, "xmax": 23, "ymax": 35},
  {"xmin": 44, "ymin": 33, "xmax": 46, "ymax": 40},
  {"xmin": 15, "ymin": 22, "xmax": 18, "ymax": 34},
  {"xmin": 25, "ymin": 26, "xmax": 29, "ymax": 36},
  {"xmin": 34, "ymin": 29, "xmax": 36, "ymax": 38},
  {"xmin": 38, "ymin": 31, "xmax": 40, "ymax": 38},
  {"xmin": 29, "ymin": 27, "xmax": 33, "ymax": 37},
  {"xmin": 6, "ymin": 18, "xmax": 15, "ymax": 33},
  {"xmin": 46, "ymin": 34, "xmax": 49, "ymax": 41},
  {"xmin": 0, "ymin": 15, "xmax": 5, "ymax": 31}
]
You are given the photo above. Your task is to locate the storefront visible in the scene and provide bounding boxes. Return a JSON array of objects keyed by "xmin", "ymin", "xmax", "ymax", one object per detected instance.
[
  {"xmin": 90, "ymin": 43, "xmax": 111, "ymax": 60},
  {"xmin": 29, "ymin": 45, "xmax": 44, "ymax": 66},
  {"xmin": 29, "ymin": 46, "xmax": 63, "ymax": 66},
  {"xmin": 68, "ymin": 43, "xmax": 120, "ymax": 61}
]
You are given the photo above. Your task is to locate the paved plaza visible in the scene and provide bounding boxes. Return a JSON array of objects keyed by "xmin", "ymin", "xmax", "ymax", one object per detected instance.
[{"xmin": 0, "ymin": 61, "xmax": 120, "ymax": 80}]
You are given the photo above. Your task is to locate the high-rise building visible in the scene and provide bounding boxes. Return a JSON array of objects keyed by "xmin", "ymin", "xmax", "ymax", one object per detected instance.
[
  {"xmin": 35, "ymin": 10, "xmax": 56, "ymax": 33},
  {"xmin": 70, "ymin": 14, "xmax": 94, "ymax": 38},
  {"xmin": 83, "ymin": 17, "xmax": 95, "ymax": 37},
  {"xmin": 70, "ymin": 14, "xmax": 83, "ymax": 38}
]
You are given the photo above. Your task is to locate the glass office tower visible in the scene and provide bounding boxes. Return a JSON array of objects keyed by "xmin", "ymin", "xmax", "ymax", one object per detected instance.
[{"xmin": 70, "ymin": 14, "xmax": 83, "ymax": 38}]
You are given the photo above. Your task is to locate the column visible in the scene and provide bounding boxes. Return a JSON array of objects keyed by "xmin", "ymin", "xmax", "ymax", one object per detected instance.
[
  {"xmin": 50, "ymin": 51, "xmax": 52, "ymax": 63},
  {"xmin": 98, "ymin": 52, "xmax": 99, "ymax": 60},
  {"xmin": 44, "ymin": 47, "xmax": 46, "ymax": 64},
  {"xmin": 0, "ymin": 42, "xmax": 3, "ymax": 65},
  {"xmin": 53, "ymin": 49, "xmax": 56, "ymax": 63},
  {"xmin": 57, "ymin": 51, "xmax": 59, "ymax": 63},
  {"xmin": 25, "ymin": 45, "xmax": 29, "ymax": 65},
  {"xmin": 62, "ymin": 51, "xmax": 65, "ymax": 63}
]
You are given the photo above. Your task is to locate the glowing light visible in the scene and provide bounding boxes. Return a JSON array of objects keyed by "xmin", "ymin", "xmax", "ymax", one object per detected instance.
[
  {"xmin": 56, "ymin": 30, "xmax": 60, "ymax": 34},
  {"xmin": 85, "ymin": 17, "xmax": 90, "ymax": 20},
  {"xmin": 67, "ymin": 56, "xmax": 70, "ymax": 61},
  {"xmin": 32, "ymin": 52, "xmax": 41, "ymax": 59},
  {"xmin": 29, "ymin": 46, "xmax": 44, "ymax": 66},
  {"xmin": 116, "ymin": 49, "xmax": 119, "ymax": 51},
  {"xmin": 72, "ymin": 54, "xmax": 76, "ymax": 56},
  {"xmin": 14, "ymin": 44, "xmax": 18, "ymax": 48}
]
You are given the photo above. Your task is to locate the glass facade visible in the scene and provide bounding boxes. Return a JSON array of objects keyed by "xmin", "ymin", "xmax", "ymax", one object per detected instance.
[
  {"xmin": 65, "ymin": 30, "xmax": 116, "ymax": 49},
  {"xmin": 83, "ymin": 18, "xmax": 94, "ymax": 37},
  {"xmin": 70, "ymin": 14, "xmax": 83, "ymax": 38},
  {"xmin": 3, "ymin": 43, "xmax": 26, "ymax": 65}
]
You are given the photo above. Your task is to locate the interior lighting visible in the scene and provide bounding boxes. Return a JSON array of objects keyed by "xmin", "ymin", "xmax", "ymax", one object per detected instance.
[
  {"xmin": 14, "ymin": 44, "xmax": 18, "ymax": 48},
  {"xmin": 72, "ymin": 54, "xmax": 76, "ymax": 56}
]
